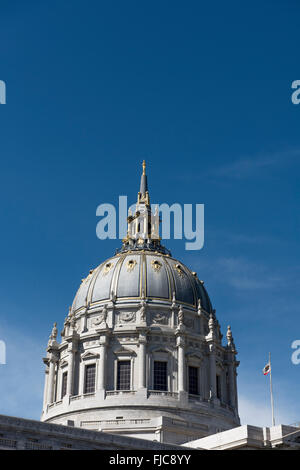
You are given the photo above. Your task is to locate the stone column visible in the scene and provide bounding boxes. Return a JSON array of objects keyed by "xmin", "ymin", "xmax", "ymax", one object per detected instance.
[
  {"xmin": 209, "ymin": 343, "xmax": 217, "ymax": 399},
  {"xmin": 66, "ymin": 348, "xmax": 75, "ymax": 396},
  {"xmin": 98, "ymin": 337, "xmax": 107, "ymax": 391},
  {"xmin": 138, "ymin": 333, "xmax": 147, "ymax": 389},
  {"xmin": 42, "ymin": 361, "xmax": 49, "ymax": 409},
  {"xmin": 81, "ymin": 313, "xmax": 88, "ymax": 333},
  {"xmin": 47, "ymin": 357, "xmax": 57, "ymax": 404},
  {"xmin": 227, "ymin": 360, "xmax": 235, "ymax": 407},
  {"xmin": 66, "ymin": 337, "xmax": 78, "ymax": 396},
  {"xmin": 177, "ymin": 335, "xmax": 185, "ymax": 392}
]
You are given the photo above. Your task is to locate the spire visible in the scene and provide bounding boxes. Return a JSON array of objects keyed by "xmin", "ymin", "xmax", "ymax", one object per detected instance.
[
  {"xmin": 117, "ymin": 161, "xmax": 171, "ymax": 256},
  {"xmin": 139, "ymin": 160, "xmax": 149, "ymax": 196}
]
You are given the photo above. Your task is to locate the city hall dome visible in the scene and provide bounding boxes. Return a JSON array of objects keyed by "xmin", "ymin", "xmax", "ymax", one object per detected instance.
[{"xmin": 42, "ymin": 161, "xmax": 240, "ymax": 446}]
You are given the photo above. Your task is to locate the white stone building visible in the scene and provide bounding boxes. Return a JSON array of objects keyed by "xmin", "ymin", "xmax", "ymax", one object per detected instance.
[
  {"xmin": 1, "ymin": 162, "xmax": 299, "ymax": 451},
  {"xmin": 41, "ymin": 162, "xmax": 240, "ymax": 445}
]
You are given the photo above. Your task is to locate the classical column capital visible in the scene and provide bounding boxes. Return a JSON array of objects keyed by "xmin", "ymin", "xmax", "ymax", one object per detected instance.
[
  {"xmin": 137, "ymin": 326, "xmax": 149, "ymax": 340},
  {"xmin": 138, "ymin": 334, "xmax": 147, "ymax": 345}
]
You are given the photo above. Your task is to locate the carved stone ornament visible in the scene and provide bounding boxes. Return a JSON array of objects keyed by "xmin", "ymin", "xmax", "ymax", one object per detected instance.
[
  {"xmin": 184, "ymin": 318, "xmax": 194, "ymax": 329},
  {"xmin": 93, "ymin": 314, "xmax": 106, "ymax": 326},
  {"xmin": 152, "ymin": 312, "xmax": 168, "ymax": 325},
  {"xmin": 119, "ymin": 311, "xmax": 136, "ymax": 323}
]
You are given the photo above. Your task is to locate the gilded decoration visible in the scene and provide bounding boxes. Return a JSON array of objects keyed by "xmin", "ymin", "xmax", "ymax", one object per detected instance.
[
  {"xmin": 151, "ymin": 259, "xmax": 162, "ymax": 272},
  {"xmin": 103, "ymin": 262, "xmax": 113, "ymax": 276},
  {"xmin": 126, "ymin": 259, "xmax": 137, "ymax": 272},
  {"xmin": 174, "ymin": 264, "xmax": 185, "ymax": 277}
]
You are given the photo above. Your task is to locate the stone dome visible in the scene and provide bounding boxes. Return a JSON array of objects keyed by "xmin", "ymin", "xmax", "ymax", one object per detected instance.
[
  {"xmin": 72, "ymin": 252, "xmax": 213, "ymax": 313},
  {"xmin": 42, "ymin": 161, "xmax": 240, "ymax": 445}
]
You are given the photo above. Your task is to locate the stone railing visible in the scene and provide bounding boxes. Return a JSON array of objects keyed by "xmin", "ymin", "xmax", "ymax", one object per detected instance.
[
  {"xmin": 81, "ymin": 418, "xmax": 151, "ymax": 428},
  {"xmin": 69, "ymin": 395, "xmax": 81, "ymax": 402},
  {"xmin": 148, "ymin": 391, "xmax": 179, "ymax": 399},
  {"xmin": 0, "ymin": 437, "xmax": 17, "ymax": 449},
  {"xmin": 106, "ymin": 390, "xmax": 136, "ymax": 397},
  {"xmin": 83, "ymin": 392, "xmax": 95, "ymax": 399}
]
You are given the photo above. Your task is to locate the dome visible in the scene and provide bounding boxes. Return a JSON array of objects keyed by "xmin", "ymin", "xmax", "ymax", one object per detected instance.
[
  {"xmin": 72, "ymin": 251, "xmax": 213, "ymax": 313},
  {"xmin": 42, "ymin": 161, "xmax": 240, "ymax": 445}
]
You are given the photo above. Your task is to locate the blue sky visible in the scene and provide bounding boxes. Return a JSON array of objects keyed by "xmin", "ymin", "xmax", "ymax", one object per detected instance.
[{"xmin": 0, "ymin": 1, "xmax": 299, "ymax": 426}]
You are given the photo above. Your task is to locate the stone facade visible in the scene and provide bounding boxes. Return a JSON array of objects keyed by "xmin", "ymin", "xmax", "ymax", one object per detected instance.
[
  {"xmin": 183, "ymin": 424, "xmax": 300, "ymax": 450},
  {"xmin": 0, "ymin": 414, "xmax": 190, "ymax": 450},
  {"xmin": 1, "ymin": 415, "xmax": 299, "ymax": 450}
]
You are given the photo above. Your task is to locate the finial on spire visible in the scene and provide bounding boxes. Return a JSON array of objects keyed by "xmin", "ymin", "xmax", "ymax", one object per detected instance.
[
  {"xmin": 226, "ymin": 325, "xmax": 235, "ymax": 350},
  {"xmin": 139, "ymin": 160, "xmax": 149, "ymax": 196}
]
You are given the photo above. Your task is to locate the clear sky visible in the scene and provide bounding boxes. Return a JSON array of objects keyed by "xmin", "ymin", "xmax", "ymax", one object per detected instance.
[{"xmin": 0, "ymin": 0, "xmax": 299, "ymax": 427}]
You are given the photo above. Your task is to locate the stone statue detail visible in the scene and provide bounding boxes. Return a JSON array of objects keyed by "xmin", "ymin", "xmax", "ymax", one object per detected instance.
[
  {"xmin": 51, "ymin": 322, "xmax": 58, "ymax": 340},
  {"xmin": 226, "ymin": 325, "xmax": 235, "ymax": 350},
  {"xmin": 152, "ymin": 312, "xmax": 168, "ymax": 325},
  {"xmin": 70, "ymin": 315, "xmax": 77, "ymax": 332},
  {"xmin": 93, "ymin": 304, "xmax": 108, "ymax": 327},
  {"xmin": 61, "ymin": 307, "xmax": 72, "ymax": 337},
  {"xmin": 48, "ymin": 322, "xmax": 58, "ymax": 347},
  {"xmin": 138, "ymin": 291, "xmax": 147, "ymax": 323}
]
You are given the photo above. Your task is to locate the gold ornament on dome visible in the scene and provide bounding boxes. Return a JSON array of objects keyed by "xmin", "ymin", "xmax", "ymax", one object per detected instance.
[
  {"xmin": 126, "ymin": 259, "xmax": 137, "ymax": 272},
  {"xmin": 151, "ymin": 259, "xmax": 162, "ymax": 272},
  {"xmin": 174, "ymin": 264, "xmax": 185, "ymax": 277},
  {"xmin": 103, "ymin": 262, "xmax": 113, "ymax": 276},
  {"xmin": 81, "ymin": 269, "xmax": 94, "ymax": 283}
]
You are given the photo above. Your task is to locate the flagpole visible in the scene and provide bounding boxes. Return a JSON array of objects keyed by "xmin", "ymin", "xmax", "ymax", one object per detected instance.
[{"xmin": 269, "ymin": 352, "xmax": 275, "ymax": 426}]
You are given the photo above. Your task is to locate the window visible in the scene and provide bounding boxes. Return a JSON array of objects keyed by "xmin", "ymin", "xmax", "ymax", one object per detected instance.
[
  {"xmin": 84, "ymin": 364, "xmax": 96, "ymax": 394},
  {"xmin": 117, "ymin": 361, "xmax": 131, "ymax": 390},
  {"xmin": 153, "ymin": 361, "xmax": 167, "ymax": 391},
  {"xmin": 216, "ymin": 374, "xmax": 221, "ymax": 399},
  {"xmin": 188, "ymin": 366, "xmax": 199, "ymax": 395},
  {"xmin": 61, "ymin": 372, "xmax": 68, "ymax": 398}
]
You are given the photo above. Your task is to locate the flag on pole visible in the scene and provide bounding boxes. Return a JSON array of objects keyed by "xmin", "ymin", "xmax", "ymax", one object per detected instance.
[{"xmin": 263, "ymin": 362, "xmax": 271, "ymax": 375}]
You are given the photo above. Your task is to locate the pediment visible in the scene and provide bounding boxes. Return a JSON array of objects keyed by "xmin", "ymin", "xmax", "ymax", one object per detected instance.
[
  {"xmin": 186, "ymin": 352, "xmax": 203, "ymax": 362},
  {"xmin": 151, "ymin": 346, "xmax": 172, "ymax": 356},
  {"xmin": 114, "ymin": 347, "xmax": 136, "ymax": 356},
  {"xmin": 81, "ymin": 351, "xmax": 100, "ymax": 360}
]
